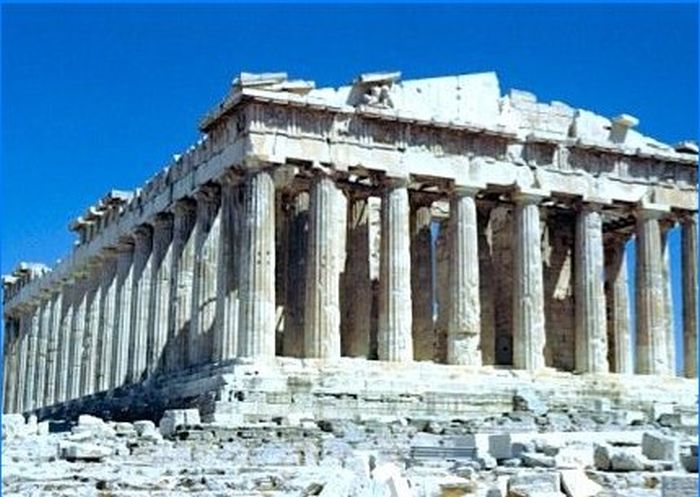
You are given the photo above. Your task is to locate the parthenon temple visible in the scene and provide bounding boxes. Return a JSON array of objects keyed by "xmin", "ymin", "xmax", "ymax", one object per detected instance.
[{"xmin": 2, "ymin": 71, "xmax": 698, "ymax": 421}]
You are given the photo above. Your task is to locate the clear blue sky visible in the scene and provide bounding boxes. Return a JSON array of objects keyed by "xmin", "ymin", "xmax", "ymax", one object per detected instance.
[{"xmin": 1, "ymin": 4, "xmax": 697, "ymax": 369}]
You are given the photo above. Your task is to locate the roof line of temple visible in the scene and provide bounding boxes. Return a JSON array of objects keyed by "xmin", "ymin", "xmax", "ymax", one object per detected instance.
[{"xmin": 3, "ymin": 70, "xmax": 698, "ymax": 307}]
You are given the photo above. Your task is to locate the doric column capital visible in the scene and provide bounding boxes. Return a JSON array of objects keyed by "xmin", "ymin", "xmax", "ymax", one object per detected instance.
[
  {"xmin": 194, "ymin": 182, "xmax": 221, "ymax": 203},
  {"xmin": 171, "ymin": 197, "xmax": 197, "ymax": 215},
  {"xmin": 512, "ymin": 187, "xmax": 548, "ymax": 205},
  {"xmin": 219, "ymin": 167, "xmax": 244, "ymax": 186},
  {"xmin": 153, "ymin": 211, "xmax": 174, "ymax": 228},
  {"xmin": 382, "ymin": 175, "xmax": 410, "ymax": 190},
  {"xmin": 635, "ymin": 202, "xmax": 670, "ymax": 220},
  {"xmin": 133, "ymin": 223, "xmax": 153, "ymax": 240},
  {"xmin": 452, "ymin": 183, "xmax": 482, "ymax": 197}
]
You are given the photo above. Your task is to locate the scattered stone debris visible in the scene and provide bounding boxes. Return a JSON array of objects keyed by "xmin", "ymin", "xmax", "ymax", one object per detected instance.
[{"xmin": 2, "ymin": 409, "xmax": 698, "ymax": 496}]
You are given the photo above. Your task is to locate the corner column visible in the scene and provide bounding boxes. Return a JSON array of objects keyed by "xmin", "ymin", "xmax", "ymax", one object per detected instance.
[
  {"xmin": 635, "ymin": 207, "xmax": 670, "ymax": 375},
  {"xmin": 575, "ymin": 203, "xmax": 609, "ymax": 373},
  {"xmin": 512, "ymin": 191, "xmax": 547, "ymax": 370},
  {"xmin": 682, "ymin": 213, "xmax": 698, "ymax": 378},
  {"xmin": 304, "ymin": 173, "xmax": 343, "ymax": 359},
  {"xmin": 447, "ymin": 186, "xmax": 482, "ymax": 365},
  {"xmin": 238, "ymin": 169, "xmax": 276, "ymax": 359},
  {"xmin": 378, "ymin": 177, "xmax": 413, "ymax": 362}
]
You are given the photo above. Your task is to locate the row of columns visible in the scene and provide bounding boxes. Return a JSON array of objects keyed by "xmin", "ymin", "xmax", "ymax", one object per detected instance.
[{"xmin": 3, "ymin": 168, "xmax": 698, "ymax": 413}]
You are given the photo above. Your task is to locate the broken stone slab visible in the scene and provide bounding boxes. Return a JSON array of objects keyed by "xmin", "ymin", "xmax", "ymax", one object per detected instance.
[
  {"xmin": 133, "ymin": 420, "xmax": 156, "ymax": 436},
  {"xmin": 490, "ymin": 434, "xmax": 513, "ymax": 460},
  {"xmin": 642, "ymin": 432, "xmax": 678, "ymax": 461},
  {"xmin": 58, "ymin": 441, "xmax": 113, "ymax": 462},
  {"xmin": 559, "ymin": 469, "xmax": 603, "ymax": 497},
  {"xmin": 610, "ymin": 451, "xmax": 645, "ymax": 472},
  {"xmin": 661, "ymin": 474, "xmax": 698, "ymax": 497},
  {"xmin": 521, "ymin": 453, "xmax": 556, "ymax": 468},
  {"xmin": 507, "ymin": 470, "xmax": 561, "ymax": 494},
  {"xmin": 159, "ymin": 409, "xmax": 201, "ymax": 437}
]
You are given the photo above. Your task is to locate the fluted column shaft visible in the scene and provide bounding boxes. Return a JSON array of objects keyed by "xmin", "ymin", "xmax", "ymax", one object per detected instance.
[
  {"xmin": 215, "ymin": 175, "xmax": 242, "ymax": 362},
  {"xmin": 112, "ymin": 242, "xmax": 134, "ymax": 388},
  {"xmin": 304, "ymin": 174, "xmax": 342, "ymax": 359},
  {"xmin": 605, "ymin": 237, "xmax": 632, "ymax": 373},
  {"xmin": 661, "ymin": 224, "xmax": 676, "ymax": 375},
  {"xmin": 16, "ymin": 317, "xmax": 28, "ymax": 412},
  {"xmin": 44, "ymin": 291, "xmax": 62, "ymax": 405},
  {"xmin": 512, "ymin": 192, "xmax": 546, "ymax": 370},
  {"xmin": 147, "ymin": 214, "xmax": 173, "ymax": 375},
  {"xmin": 411, "ymin": 202, "xmax": 434, "ymax": 361},
  {"xmin": 635, "ymin": 209, "xmax": 669, "ymax": 374},
  {"xmin": 477, "ymin": 206, "xmax": 496, "ymax": 365},
  {"xmin": 128, "ymin": 225, "xmax": 153, "ymax": 382},
  {"xmin": 190, "ymin": 186, "xmax": 221, "ymax": 366},
  {"xmin": 67, "ymin": 276, "xmax": 87, "ymax": 400},
  {"xmin": 3, "ymin": 319, "xmax": 19, "ymax": 413},
  {"xmin": 575, "ymin": 205, "xmax": 609, "ymax": 373},
  {"xmin": 96, "ymin": 254, "xmax": 117, "ymax": 392},
  {"xmin": 168, "ymin": 200, "xmax": 197, "ymax": 371},
  {"xmin": 447, "ymin": 188, "xmax": 482, "ymax": 365},
  {"xmin": 434, "ymin": 218, "xmax": 451, "ymax": 363},
  {"xmin": 80, "ymin": 267, "xmax": 101, "ymax": 396},
  {"xmin": 238, "ymin": 170, "xmax": 276, "ymax": 358},
  {"xmin": 283, "ymin": 191, "xmax": 308, "ymax": 358},
  {"xmin": 378, "ymin": 179, "xmax": 413, "ymax": 362},
  {"xmin": 24, "ymin": 305, "xmax": 39, "ymax": 410},
  {"xmin": 342, "ymin": 193, "xmax": 372, "ymax": 358},
  {"xmin": 55, "ymin": 282, "xmax": 74, "ymax": 403},
  {"xmin": 34, "ymin": 298, "xmax": 50, "ymax": 408},
  {"xmin": 682, "ymin": 213, "xmax": 698, "ymax": 378}
]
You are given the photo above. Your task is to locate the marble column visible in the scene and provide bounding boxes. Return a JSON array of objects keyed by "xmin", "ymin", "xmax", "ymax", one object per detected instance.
[
  {"xmin": 447, "ymin": 187, "xmax": 482, "ymax": 366},
  {"xmin": 238, "ymin": 170, "xmax": 276, "ymax": 359},
  {"xmin": 215, "ymin": 174, "xmax": 242, "ymax": 362},
  {"xmin": 128, "ymin": 225, "xmax": 153, "ymax": 383},
  {"xmin": 44, "ymin": 291, "xmax": 62, "ymax": 406},
  {"xmin": 168, "ymin": 199, "xmax": 197, "ymax": 371},
  {"xmin": 661, "ymin": 222, "xmax": 676, "ymax": 375},
  {"xmin": 96, "ymin": 253, "xmax": 118, "ymax": 392},
  {"xmin": 575, "ymin": 204, "xmax": 609, "ymax": 373},
  {"xmin": 34, "ymin": 296, "xmax": 51, "ymax": 408},
  {"xmin": 3, "ymin": 318, "xmax": 18, "ymax": 413},
  {"xmin": 189, "ymin": 185, "xmax": 221, "ymax": 366},
  {"xmin": 112, "ymin": 240, "xmax": 134, "ymax": 388},
  {"xmin": 283, "ymin": 191, "xmax": 308, "ymax": 358},
  {"xmin": 605, "ymin": 235, "xmax": 632, "ymax": 374},
  {"xmin": 81, "ymin": 265, "xmax": 102, "ymax": 396},
  {"xmin": 635, "ymin": 208, "xmax": 669, "ymax": 375},
  {"xmin": 55, "ymin": 281, "xmax": 74, "ymax": 403},
  {"xmin": 478, "ymin": 206, "xmax": 496, "ymax": 365},
  {"xmin": 147, "ymin": 213, "xmax": 173, "ymax": 375},
  {"xmin": 304, "ymin": 174, "xmax": 342, "ymax": 359},
  {"xmin": 16, "ymin": 317, "xmax": 28, "ymax": 412},
  {"xmin": 67, "ymin": 275, "xmax": 88, "ymax": 400},
  {"xmin": 411, "ymin": 199, "xmax": 434, "ymax": 361},
  {"xmin": 512, "ymin": 191, "xmax": 547, "ymax": 370},
  {"xmin": 434, "ymin": 217, "xmax": 451, "ymax": 363},
  {"xmin": 378, "ymin": 178, "xmax": 413, "ymax": 362},
  {"xmin": 342, "ymin": 192, "xmax": 372, "ymax": 358},
  {"xmin": 24, "ymin": 304, "xmax": 39, "ymax": 411},
  {"xmin": 682, "ymin": 213, "xmax": 698, "ymax": 378}
]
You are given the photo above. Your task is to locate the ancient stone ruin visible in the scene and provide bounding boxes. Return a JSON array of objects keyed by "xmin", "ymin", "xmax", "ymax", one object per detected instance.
[{"xmin": 2, "ymin": 71, "xmax": 698, "ymax": 426}]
